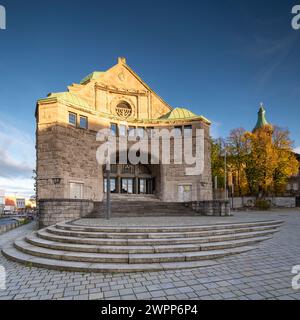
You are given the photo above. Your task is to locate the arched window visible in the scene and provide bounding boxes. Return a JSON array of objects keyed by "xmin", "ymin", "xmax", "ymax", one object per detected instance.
[{"xmin": 115, "ymin": 101, "xmax": 132, "ymax": 118}]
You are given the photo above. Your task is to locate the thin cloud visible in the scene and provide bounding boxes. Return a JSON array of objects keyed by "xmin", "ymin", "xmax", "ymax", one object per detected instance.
[
  {"xmin": 254, "ymin": 34, "xmax": 298, "ymax": 89},
  {"xmin": 0, "ymin": 177, "xmax": 34, "ymax": 198},
  {"xmin": 0, "ymin": 119, "xmax": 35, "ymax": 196},
  {"xmin": 294, "ymin": 146, "xmax": 300, "ymax": 154}
]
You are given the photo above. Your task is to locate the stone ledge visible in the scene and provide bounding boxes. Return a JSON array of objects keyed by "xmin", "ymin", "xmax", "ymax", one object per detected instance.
[
  {"xmin": 39, "ymin": 199, "xmax": 94, "ymax": 203},
  {"xmin": 0, "ymin": 220, "xmax": 21, "ymax": 235}
]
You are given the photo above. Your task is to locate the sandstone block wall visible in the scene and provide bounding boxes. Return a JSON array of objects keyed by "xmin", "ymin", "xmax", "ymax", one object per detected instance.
[
  {"xmin": 192, "ymin": 200, "xmax": 231, "ymax": 216},
  {"xmin": 38, "ymin": 199, "xmax": 94, "ymax": 228}
]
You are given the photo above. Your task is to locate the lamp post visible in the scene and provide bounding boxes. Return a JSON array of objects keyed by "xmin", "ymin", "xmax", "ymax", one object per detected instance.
[
  {"xmin": 224, "ymin": 145, "xmax": 228, "ymax": 201},
  {"xmin": 106, "ymin": 160, "xmax": 111, "ymax": 220},
  {"xmin": 105, "ymin": 137, "xmax": 111, "ymax": 220}
]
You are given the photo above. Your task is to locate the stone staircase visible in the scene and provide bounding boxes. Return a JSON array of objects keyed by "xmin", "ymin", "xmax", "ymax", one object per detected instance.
[
  {"xmin": 2, "ymin": 219, "xmax": 283, "ymax": 273},
  {"xmin": 89, "ymin": 194, "xmax": 196, "ymax": 217}
]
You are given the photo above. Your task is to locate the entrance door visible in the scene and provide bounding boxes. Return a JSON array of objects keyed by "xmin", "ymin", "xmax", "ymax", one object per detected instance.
[
  {"xmin": 121, "ymin": 178, "xmax": 134, "ymax": 194},
  {"xmin": 178, "ymin": 185, "xmax": 192, "ymax": 202}
]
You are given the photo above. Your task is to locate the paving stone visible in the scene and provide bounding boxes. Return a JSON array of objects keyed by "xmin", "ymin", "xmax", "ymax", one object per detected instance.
[
  {"xmin": 89, "ymin": 292, "xmax": 104, "ymax": 300},
  {"xmin": 103, "ymin": 290, "xmax": 120, "ymax": 298}
]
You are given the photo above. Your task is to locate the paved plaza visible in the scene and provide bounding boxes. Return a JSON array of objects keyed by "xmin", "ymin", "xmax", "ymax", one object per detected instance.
[{"xmin": 0, "ymin": 209, "xmax": 300, "ymax": 300}]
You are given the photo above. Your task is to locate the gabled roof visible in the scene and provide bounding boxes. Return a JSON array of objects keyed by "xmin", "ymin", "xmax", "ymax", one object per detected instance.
[
  {"xmin": 79, "ymin": 57, "xmax": 172, "ymax": 111},
  {"xmin": 37, "ymin": 58, "xmax": 211, "ymax": 125}
]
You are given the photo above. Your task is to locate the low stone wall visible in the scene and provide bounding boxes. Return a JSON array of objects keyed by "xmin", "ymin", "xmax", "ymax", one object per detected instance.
[
  {"xmin": 38, "ymin": 199, "xmax": 94, "ymax": 228},
  {"xmin": 192, "ymin": 200, "xmax": 231, "ymax": 216},
  {"xmin": 231, "ymin": 197, "xmax": 296, "ymax": 209},
  {"xmin": 0, "ymin": 220, "xmax": 21, "ymax": 235},
  {"xmin": 271, "ymin": 197, "xmax": 296, "ymax": 208}
]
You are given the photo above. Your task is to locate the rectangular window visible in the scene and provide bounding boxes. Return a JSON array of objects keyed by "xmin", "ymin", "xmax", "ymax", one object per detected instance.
[
  {"xmin": 79, "ymin": 116, "xmax": 88, "ymax": 129},
  {"xmin": 110, "ymin": 123, "xmax": 118, "ymax": 136},
  {"xmin": 104, "ymin": 178, "xmax": 116, "ymax": 193},
  {"xmin": 174, "ymin": 126, "xmax": 182, "ymax": 137},
  {"xmin": 70, "ymin": 182, "xmax": 84, "ymax": 199},
  {"xmin": 69, "ymin": 112, "xmax": 77, "ymax": 126},
  {"xmin": 184, "ymin": 125, "xmax": 192, "ymax": 137},
  {"xmin": 146, "ymin": 127, "xmax": 154, "ymax": 138},
  {"xmin": 121, "ymin": 178, "xmax": 134, "ymax": 194},
  {"xmin": 119, "ymin": 124, "xmax": 127, "ymax": 136},
  {"xmin": 139, "ymin": 179, "xmax": 147, "ymax": 194},
  {"xmin": 128, "ymin": 126, "xmax": 135, "ymax": 137},
  {"xmin": 136, "ymin": 127, "xmax": 145, "ymax": 138}
]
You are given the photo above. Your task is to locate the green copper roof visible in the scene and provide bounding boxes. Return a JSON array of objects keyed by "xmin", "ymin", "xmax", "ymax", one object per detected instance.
[
  {"xmin": 253, "ymin": 105, "xmax": 269, "ymax": 131},
  {"xmin": 80, "ymin": 71, "xmax": 103, "ymax": 84},
  {"xmin": 39, "ymin": 92, "xmax": 90, "ymax": 109},
  {"xmin": 159, "ymin": 107, "xmax": 199, "ymax": 120}
]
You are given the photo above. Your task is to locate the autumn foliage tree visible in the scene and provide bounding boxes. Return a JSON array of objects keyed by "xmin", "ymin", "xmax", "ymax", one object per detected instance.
[
  {"xmin": 226, "ymin": 128, "xmax": 249, "ymax": 196},
  {"xmin": 211, "ymin": 125, "xmax": 298, "ymax": 198},
  {"xmin": 211, "ymin": 138, "xmax": 225, "ymax": 188}
]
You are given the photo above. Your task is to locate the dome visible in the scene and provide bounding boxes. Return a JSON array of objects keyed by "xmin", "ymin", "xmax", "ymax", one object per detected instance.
[{"xmin": 160, "ymin": 107, "xmax": 198, "ymax": 120}]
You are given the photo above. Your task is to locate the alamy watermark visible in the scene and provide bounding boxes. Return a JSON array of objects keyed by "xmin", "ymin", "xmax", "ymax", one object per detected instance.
[
  {"xmin": 96, "ymin": 128, "xmax": 205, "ymax": 176},
  {"xmin": 0, "ymin": 5, "xmax": 6, "ymax": 30},
  {"xmin": 292, "ymin": 265, "xmax": 300, "ymax": 290},
  {"xmin": 0, "ymin": 265, "xmax": 6, "ymax": 290},
  {"xmin": 292, "ymin": 5, "xmax": 300, "ymax": 30}
]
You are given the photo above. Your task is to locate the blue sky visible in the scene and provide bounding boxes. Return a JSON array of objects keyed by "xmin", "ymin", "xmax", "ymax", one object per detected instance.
[{"xmin": 0, "ymin": 0, "xmax": 300, "ymax": 196}]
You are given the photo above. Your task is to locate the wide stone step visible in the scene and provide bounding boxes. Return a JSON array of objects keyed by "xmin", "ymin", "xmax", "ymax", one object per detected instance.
[
  {"xmin": 14, "ymin": 235, "xmax": 270, "ymax": 264},
  {"xmin": 89, "ymin": 211, "xmax": 198, "ymax": 218},
  {"xmin": 27, "ymin": 229, "xmax": 276, "ymax": 254},
  {"xmin": 56, "ymin": 220, "xmax": 283, "ymax": 233},
  {"xmin": 37, "ymin": 227, "xmax": 278, "ymax": 246},
  {"xmin": 91, "ymin": 201, "xmax": 196, "ymax": 217},
  {"xmin": 109, "ymin": 194, "xmax": 160, "ymax": 202},
  {"xmin": 3, "ymin": 245, "xmax": 232, "ymax": 272},
  {"xmin": 14, "ymin": 237, "xmax": 269, "ymax": 264},
  {"xmin": 48, "ymin": 223, "xmax": 281, "ymax": 239}
]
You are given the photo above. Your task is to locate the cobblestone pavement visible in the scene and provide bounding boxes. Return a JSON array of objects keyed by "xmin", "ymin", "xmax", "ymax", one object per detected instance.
[{"xmin": 0, "ymin": 210, "xmax": 300, "ymax": 300}]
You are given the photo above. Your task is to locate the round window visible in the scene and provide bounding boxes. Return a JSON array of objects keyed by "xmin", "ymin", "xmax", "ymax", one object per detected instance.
[{"xmin": 115, "ymin": 102, "xmax": 132, "ymax": 119}]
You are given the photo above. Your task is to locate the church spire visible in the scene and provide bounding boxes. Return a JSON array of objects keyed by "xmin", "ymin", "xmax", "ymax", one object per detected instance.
[{"xmin": 253, "ymin": 103, "xmax": 269, "ymax": 132}]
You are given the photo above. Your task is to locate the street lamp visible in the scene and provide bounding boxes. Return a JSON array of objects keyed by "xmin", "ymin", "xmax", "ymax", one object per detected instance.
[
  {"xmin": 222, "ymin": 142, "xmax": 228, "ymax": 201},
  {"xmin": 105, "ymin": 137, "xmax": 111, "ymax": 220}
]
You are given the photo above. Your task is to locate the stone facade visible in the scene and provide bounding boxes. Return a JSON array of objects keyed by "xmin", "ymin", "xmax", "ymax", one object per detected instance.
[{"xmin": 36, "ymin": 57, "xmax": 213, "ymax": 227}]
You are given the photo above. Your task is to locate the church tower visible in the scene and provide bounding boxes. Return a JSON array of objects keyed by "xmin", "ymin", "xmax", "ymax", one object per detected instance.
[{"xmin": 252, "ymin": 103, "xmax": 271, "ymax": 133}]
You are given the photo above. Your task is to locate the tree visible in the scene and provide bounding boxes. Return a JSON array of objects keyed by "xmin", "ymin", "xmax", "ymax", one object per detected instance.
[
  {"xmin": 211, "ymin": 125, "xmax": 298, "ymax": 198},
  {"xmin": 226, "ymin": 128, "xmax": 248, "ymax": 196},
  {"xmin": 211, "ymin": 138, "xmax": 225, "ymax": 189},
  {"xmin": 272, "ymin": 126, "xmax": 299, "ymax": 195},
  {"xmin": 243, "ymin": 126, "xmax": 277, "ymax": 197}
]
